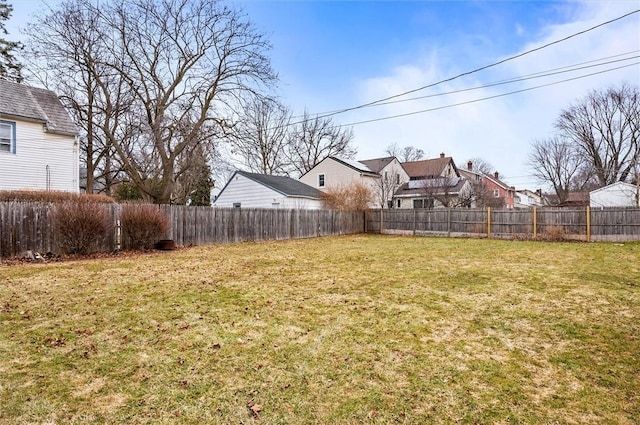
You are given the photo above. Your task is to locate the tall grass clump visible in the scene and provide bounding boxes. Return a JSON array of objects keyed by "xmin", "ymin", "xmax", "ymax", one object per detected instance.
[
  {"xmin": 52, "ymin": 201, "xmax": 113, "ymax": 254},
  {"xmin": 120, "ymin": 203, "xmax": 169, "ymax": 250}
]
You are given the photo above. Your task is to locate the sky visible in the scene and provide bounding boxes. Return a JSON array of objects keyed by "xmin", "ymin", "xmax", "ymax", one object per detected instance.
[{"xmin": 5, "ymin": 0, "xmax": 640, "ymax": 190}]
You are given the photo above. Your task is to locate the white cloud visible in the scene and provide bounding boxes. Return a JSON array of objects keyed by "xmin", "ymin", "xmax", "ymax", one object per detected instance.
[{"xmin": 348, "ymin": 1, "xmax": 640, "ymax": 190}]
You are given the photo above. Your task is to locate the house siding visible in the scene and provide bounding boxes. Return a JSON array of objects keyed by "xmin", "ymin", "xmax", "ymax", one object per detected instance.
[
  {"xmin": 0, "ymin": 120, "xmax": 78, "ymax": 192},
  {"xmin": 299, "ymin": 157, "xmax": 383, "ymax": 208},
  {"xmin": 214, "ymin": 173, "xmax": 323, "ymax": 209},
  {"xmin": 590, "ymin": 182, "xmax": 639, "ymax": 207},
  {"xmin": 299, "ymin": 158, "xmax": 376, "ymax": 190}
]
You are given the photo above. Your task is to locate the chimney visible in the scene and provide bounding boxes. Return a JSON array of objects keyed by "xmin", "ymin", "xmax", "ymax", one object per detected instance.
[
  {"xmin": 494, "ymin": 171, "xmax": 499, "ymax": 179},
  {"xmin": 440, "ymin": 152, "xmax": 445, "ymax": 158},
  {"xmin": 467, "ymin": 161, "xmax": 473, "ymax": 171}
]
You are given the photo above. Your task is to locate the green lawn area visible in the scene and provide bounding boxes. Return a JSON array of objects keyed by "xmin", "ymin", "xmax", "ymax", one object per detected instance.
[{"xmin": 0, "ymin": 235, "xmax": 638, "ymax": 424}]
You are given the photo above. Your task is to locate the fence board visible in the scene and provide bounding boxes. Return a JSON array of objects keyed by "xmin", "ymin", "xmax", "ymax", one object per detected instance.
[
  {"xmin": 0, "ymin": 203, "xmax": 364, "ymax": 258},
  {"xmin": 366, "ymin": 207, "xmax": 640, "ymax": 242}
]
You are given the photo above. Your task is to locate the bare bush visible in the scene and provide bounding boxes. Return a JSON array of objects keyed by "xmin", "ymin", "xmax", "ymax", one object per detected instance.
[
  {"xmin": 52, "ymin": 201, "xmax": 112, "ymax": 254},
  {"xmin": 0, "ymin": 190, "xmax": 114, "ymax": 203},
  {"xmin": 322, "ymin": 183, "xmax": 373, "ymax": 212},
  {"xmin": 539, "ymin": 226, "xmax": 568, "ymax": 242},
  {"xmin": 121, "ymin": 204, "xmax": 170, "ymax": 250}
]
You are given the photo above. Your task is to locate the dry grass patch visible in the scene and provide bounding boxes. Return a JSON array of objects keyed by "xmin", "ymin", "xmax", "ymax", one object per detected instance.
[{"xmin": 1, "ymin": 235, "xmax": 639, "ymax": 424}]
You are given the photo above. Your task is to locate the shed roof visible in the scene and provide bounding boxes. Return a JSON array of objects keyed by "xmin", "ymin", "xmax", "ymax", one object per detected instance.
[
  {"xmin": 237, "ymin": 171, "xmax": 323, "ymax": 199},
  {"xmin": 0, "ymin": 80, "xmax": 78, "ymax": 136}
]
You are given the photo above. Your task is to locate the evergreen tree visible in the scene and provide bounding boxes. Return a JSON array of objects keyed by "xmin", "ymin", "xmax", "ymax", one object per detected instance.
[{"xmin": 0, "ymin": 1, "xmax": 22, "ymax": 82}]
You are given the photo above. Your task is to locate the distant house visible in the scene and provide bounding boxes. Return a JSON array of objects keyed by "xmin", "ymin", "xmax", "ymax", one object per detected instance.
[
  {"xmin": 394, "ymin": 177, "xmax": 472, "ymax": 209},
  {"xmin": 590, "ymin": 182, "xmax": 639, "ymax": 208},
  {"xmin": 458, "ymin": 161, "xmax": 516, "ymax": 208},
  {"xmin": 358, "ymin": 156, "xmax": 409, "ymax": 208},
  {"xmin": 0, "ymin": 80, "xmax": 79, "ymax": 192},
  {"xmin": 514, "ymin": 189, "xmax": 544, "ymax": 208},
  {"xmin": 558, "ymin": 192, "xmax": 590, "ymax": 207},
  {"xmin": 213, "ymin": 171, "xmax": 324, "ymax": 209},
  {"xmin": 395, "ymin": 153, "xmax": 472, "ymax": 208}
]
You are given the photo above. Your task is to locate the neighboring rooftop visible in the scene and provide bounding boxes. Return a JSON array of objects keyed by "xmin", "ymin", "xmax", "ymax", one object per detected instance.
[
  {"xmin": 359, "ymin": 156, "xmax": 396, "ymax": 173},
  {"xmin": 402, "ymin": 155, "xmax": 457, "ymax": 179},
  {"xmin": 0, "ymin": 79, "xmax": 77, "ymax": 136}
]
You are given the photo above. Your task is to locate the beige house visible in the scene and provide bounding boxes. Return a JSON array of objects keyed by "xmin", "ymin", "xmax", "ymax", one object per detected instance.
[{"xmin": 299, "ymin": 156, "xmax": 409, "ymax": 209}]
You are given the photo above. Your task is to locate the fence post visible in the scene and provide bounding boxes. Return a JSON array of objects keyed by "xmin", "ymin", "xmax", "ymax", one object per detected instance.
[
  {"xmin": 380, "ymin": 209, "xmax": 383, "ymax": 234},
  {"xmin": 533, "ymin": 206, "xmax": 537, "ymax": 239},
  {"xmin": 487, "ymin": 207, "xmax": 491, "ymax": 239},
  {"xmin": 447, "ymin": 208, "xmax": 451, "ymax": 237},
  {"xmin": 413, "ymin": 209, "xmax": 416, "ymax": 236},
  {"xmin": 586, "ymin": 205, "xmax": 591, "ymax": 242}
]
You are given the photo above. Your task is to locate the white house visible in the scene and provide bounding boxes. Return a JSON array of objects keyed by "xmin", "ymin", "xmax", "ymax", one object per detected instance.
[
  {"xmin": 213, "ymin": 171, "xmax": 324, "ymax": 209},
  {"xmin": 0, "ymin": 80, "xmax": 79, "ymax": 192},
  {"xmin": 590, "ymin": 182, "xmax": 639, "ymax": 208},
  {"xmin": 514, "ymin": 189, "xmax": 545, "ymax": 209}
]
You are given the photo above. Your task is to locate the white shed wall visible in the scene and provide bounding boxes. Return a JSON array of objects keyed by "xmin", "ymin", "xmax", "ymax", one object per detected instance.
[
  {"xmin": 590, "ymin": 182, "xmax": 638, "ymax": 207},
  {"xmin": 213, "ymin": 173, "xmax": 323, "ymax": 209},
  {"xmin": 0, "ymin": 120, "xmax": 78, "ymax": 192}
]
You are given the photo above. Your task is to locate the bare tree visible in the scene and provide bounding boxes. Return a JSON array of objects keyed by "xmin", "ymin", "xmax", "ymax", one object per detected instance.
[
  {"xmin": 24, "ymin": 1, "xmax": 124, "ymax": 194},
  {"xmin": 372, "ymin": 163, "xmax": 404, "ymax": 208},
  {"xmin": 286, "ymin": 110, "xmax": 356, "ymax": 177},
  {"xmin": 459, "ymin": 157, "xmax": 494, "ymax": 175},
  {"xmin": 227, "ymin": 96, "xmax": 291, "ymax": 175},
  {"xmin": 0, "ymin": 1, "xmax": 22, "ymax": 82},
  {"xmin": 385, "ymin": 142, "xmax": 425, "ymax": 162},
  {"xmin": 528, "ymin": 136, "xmax": 587, "ymax": 203},
  {"xmin": 25, "ymin": 0, "xmax": 275, "ymax": 203},
  {"xmin": 556, "ymin": 83, "xmax": 639, "ymax": 186}
]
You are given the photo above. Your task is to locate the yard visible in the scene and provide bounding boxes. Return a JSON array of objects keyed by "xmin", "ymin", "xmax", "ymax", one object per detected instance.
[{"xmin": 0, "ymin": 235, "xmax": 638, "ymax": 424}]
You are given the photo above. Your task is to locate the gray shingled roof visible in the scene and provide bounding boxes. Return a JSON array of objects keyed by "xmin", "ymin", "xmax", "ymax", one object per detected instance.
[
  {"xmin": 0, "ymin": 80, "xmax": 78, "ymax": 136},
  {"xmin": 238, "ymin": 171, "xmax": 323, "ymax": 198}
]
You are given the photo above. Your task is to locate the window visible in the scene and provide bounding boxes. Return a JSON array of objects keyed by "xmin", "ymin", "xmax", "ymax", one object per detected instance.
[
  {"xmin": 396, "ymin": 173, "xmax": 400, "ymax": 184},
  {"xmin": 0, "ymin": 121, "xmax": 15, "ymax": 153},
  {"xmin": 233, "ymin": 202, "xmax": 241, "ymax": 208},
  {"xmin": 493, "ymin": 189, "xmax": 500, "ymax": 198},
  {"xmin": 318, "ymin": 173, "xmax": 325, "ymax": 188},
  {"xmin": 396, "ymin": 199, "xmax": 401, "ymax": 208},
  {"xmin": 384, "ymin": 171, "xmax": 388, "ymax": 181},
  {"xmin": 387, "ymin": 200, "xmax": 393, "ymax": 209},
  {"xmin": 413, "ymin": 199, "xmax": 433, "ymax": 209}
]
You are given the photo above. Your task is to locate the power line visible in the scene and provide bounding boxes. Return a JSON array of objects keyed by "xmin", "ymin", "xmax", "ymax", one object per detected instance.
[
  {"xmin": 337, "ymin": 62, "xmax": 639, "ymax": 127},
  {"xmin": 293, "ymin": 9, "xmax": 640, "ymax": 124},
  {"xmin": 347, "ymin": 54, "xmax": 639, "ymax": 110},
  {"xmin": 293, "ymin": 50, "xmax": 640, "ymax": 118}
]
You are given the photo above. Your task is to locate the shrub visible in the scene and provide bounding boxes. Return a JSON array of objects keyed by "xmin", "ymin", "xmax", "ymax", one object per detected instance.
[
  {"xmin": 52, "ymin": 201, "xmax": 113, "ymax": 254},
  {"xmin": 120, "ymin": 204, "xmax": 170, "ymax": 250},
  {"xmin": 539, "ymin": 226, "xmax": 568, "ymax": 242},
  {"xmin": 322, "ymin": 183, "xmax": 373, "ymax": 212},
  {"xmin": 0, "ymin": 190, "xmax": 114, "ymax": 203}
]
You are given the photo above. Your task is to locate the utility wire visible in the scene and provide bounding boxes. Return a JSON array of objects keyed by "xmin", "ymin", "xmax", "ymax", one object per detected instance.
[
  {"xmin": 292, "ymin": 9, "xmax": 640, "ymax": 124},
  {"xmin": 337, "ymin": 62, "xmax": 639, "ymax": 127},
  {"xmin": 292, "ymin": 50, "xmax": 640, "ymax": 118},
  {"xmin": 348, "ymin": 54, "xmax": 639, "ymax": 109}
]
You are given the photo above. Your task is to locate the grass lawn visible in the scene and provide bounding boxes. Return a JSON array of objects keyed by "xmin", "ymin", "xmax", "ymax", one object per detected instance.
[{"xmin": 0, "ymin": 235, "xmax": 639, "ymax": 424}]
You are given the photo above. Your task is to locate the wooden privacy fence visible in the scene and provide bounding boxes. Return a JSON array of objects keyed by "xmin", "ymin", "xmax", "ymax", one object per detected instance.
[
  {"xmin": 0, "ymin": 202, "xmax": 364, "ymax": 258},
  {"xmin": 366, "ymin": 207, "xmax": 640, "ymax": 242}
]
